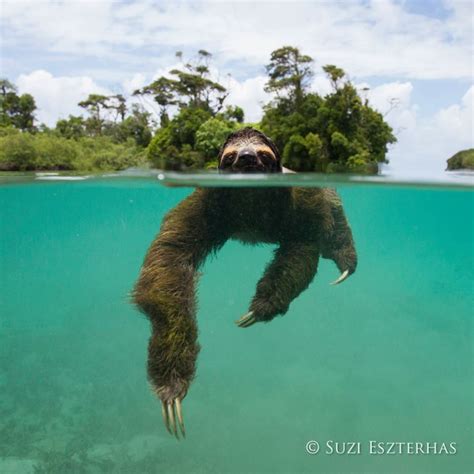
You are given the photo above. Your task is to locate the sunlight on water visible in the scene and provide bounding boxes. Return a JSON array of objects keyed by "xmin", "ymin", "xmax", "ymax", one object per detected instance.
[{"xmin": 0, "ymin": 174, "xmax": 473, "ymax": 473}]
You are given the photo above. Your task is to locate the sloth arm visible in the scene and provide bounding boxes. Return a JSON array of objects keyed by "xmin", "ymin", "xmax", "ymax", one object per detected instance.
[
  {"xmin": 237, "ymin": 241, "xmax": 320, "ymax": 327},
  {"xmin": 320, "ymin": 188, "xmax": 357, "ymax": 283},
  {"xmin": 133, "ymin": 189, "xmax": 226, "ymax": 434},
  {"xmin": 236, "ymin": 187, "xmax": 357, "ymax": 328}
]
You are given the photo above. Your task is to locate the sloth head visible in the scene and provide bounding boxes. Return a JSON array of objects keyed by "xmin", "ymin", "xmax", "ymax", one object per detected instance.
[{"xmin": 218, "ymin": 127, "xmax": 282, "ymax": 173}]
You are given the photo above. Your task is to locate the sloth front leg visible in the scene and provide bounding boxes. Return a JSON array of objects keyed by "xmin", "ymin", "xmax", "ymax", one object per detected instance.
[
  {"xmin": 321, "ymin": 188, "xmax": 357, "ymax": 285},
  {"xmin": 236, "ymin": 243, "xmax": 320, "ymax": 328},
  {"xmin": 133, "ymin": 190, "xmax": 224, "ymax": 437},
  {"xmin": 135, "ymin": 255, "xmax": 199, "ymax": 438}
]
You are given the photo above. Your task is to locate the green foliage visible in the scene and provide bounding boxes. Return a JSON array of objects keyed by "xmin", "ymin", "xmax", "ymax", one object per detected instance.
[
  {"xmin": 147, "ymin": 127, "xmax": 176, "ymax": 169},
  {"xmin": 260, "ymin": 93, "xmax": 323, "ymax": 152},
  {"xmin": 169, "ymin": 107, "xmax": 211, "ymax": 148},
  {"xmin": 322, "ymin": 65, "xmax": 345, "ymax": 90},
  {"xmin": 446, "ymin": 148, "xmax": 474, "ymax": 170},
  {"xmin": 0, "ymin": 79, "xmax": 37, "ymax": 132},
  {"xmin": 262, "ymin": 51, "xmax": 396, "ymax": 174},
  {"xmin": 56, "ymin": 115, "xmax": 87, "ymax": 140},
  {"xmin": 102, "ymin": 105, "xmax": 153, "ymax": 147},
  {"xmin": 147, "ymin": 106, "xmax": 216, "ymax": 170},
  {"xmin": 78, "ymin": 94, "xmax": 109, "ymax": 136},
  {"xmin": 282, "ymin": 135, "xmax": 310, "ymax": 171},
  {"xmin": 265, "ymin": 46, "xmax": 313, "ymax": 107},
  {"xmin": 134, "ymin": 50, "xmax": 228, "ymax": 120},
  {"xmin": 0, "ymin": 127, "xmax": 146, "ymax": 172},
  {"xmin": 0, "ymin": 78, "xmax": 16, "ymax": 95},
  {"xmin": 0, "ymin": 46, "xmax": 397, "ymax": 174},
  {"xmin": 195, "ymin": 117, "xmax": 238, "ymax": 161},
  {"xmin": 145, "ymin": 105, "xmax": 250, "ymax": 170},
  {"xmin": 0, "ymin": 128, "xmax": 37, "ymax": 170},
  {"xmin": 222, "ymin": 105, "xmax": 244, "ymax": 123},
  {"xmin": 305, "ymin": 132, "xmax": 326, "ymax": 170}
]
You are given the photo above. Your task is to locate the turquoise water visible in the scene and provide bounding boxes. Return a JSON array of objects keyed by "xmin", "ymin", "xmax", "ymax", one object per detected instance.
[{"xmin": 0, "ymin": 176, "xmax": 473, "ymax": 473}]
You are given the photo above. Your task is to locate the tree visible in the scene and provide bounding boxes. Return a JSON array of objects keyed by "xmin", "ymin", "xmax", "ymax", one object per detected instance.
[
  {"xmin": 322, "ymin": 65, "xmax": 345, "ymax": 91},
  {"xmin": 0, "ymin": 79, "xmax": 37, "ymax": 132},
  {"xmin": 106, "ymin": 94, "xmax": 127, "ymax": 122},
  {"xmin": 195, "ymin": 117, "xmax": 238, "ymax": 163},
  {"xmin": 261, "ymin": 48, "xmax": 396, "ymax": 173},
  {"xmin": 78, "ymin": 94, "xmax": 109, "ymax": 135},
  {"xmin": 133, "ymin": 77, "xmax": 177, "ymax": 127},
  {"xmin": 264, "ymin": 46, "xmax": 314, "ymax": 108},
  {"xmin": 0, "ymin": 79, "xmax": 17, "ymax": 97},
  {"xmin": 222, "ymin": 105, "xmax": 244, "ymax": 123},
  {"xmin": 142, "ymin": 51, "xmax": 243, "ymax": 170},
  {"xmin": 134, "ymin": 50, "xmax": 229, "ymax": 121},
  {"xmin": 56, "ymin": 115, "xmax": 87, "ymax": 140},
  {"xmin": 105, "ymin": 104, "xmax": 154, "ymax": 147}
]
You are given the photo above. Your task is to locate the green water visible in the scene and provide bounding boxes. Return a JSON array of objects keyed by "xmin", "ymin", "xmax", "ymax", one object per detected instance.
[{"xmin": 0, "ymin": 177, "xmax": 473, "ymax": 473}]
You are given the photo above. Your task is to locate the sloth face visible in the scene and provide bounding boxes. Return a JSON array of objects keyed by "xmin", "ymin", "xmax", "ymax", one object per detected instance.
[{"xmin": 218, "ymin": 128, "xmax": 282, "ymax": 173}]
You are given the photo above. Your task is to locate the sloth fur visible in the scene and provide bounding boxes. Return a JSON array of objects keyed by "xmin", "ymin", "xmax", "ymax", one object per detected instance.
[{"xmin": 133, "ymin": 128, "xmax": 357, "ymax": 435}]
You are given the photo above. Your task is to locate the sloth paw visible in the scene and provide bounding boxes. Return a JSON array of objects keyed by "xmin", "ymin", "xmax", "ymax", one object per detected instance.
[
  {"xmin": 154, "ymin": 380, "xmax": 188, "ymax": 439},
  {"xmin": 236, "ymin": 299, "xmax": 288, "ymax": 328}
]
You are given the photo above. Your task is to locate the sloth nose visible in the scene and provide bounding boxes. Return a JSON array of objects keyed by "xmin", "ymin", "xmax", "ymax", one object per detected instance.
[{"xmin": 236, "ymin": 148, "xmax": 257, "ymax": 167}]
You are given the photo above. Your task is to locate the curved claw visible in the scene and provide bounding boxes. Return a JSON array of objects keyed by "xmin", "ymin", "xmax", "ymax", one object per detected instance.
[
  {"xmin": 161, "ymin": 401, "xmax": 172, "ymax": 434},
  {"xmin": 235, "ymin": 311, "xmax": 257, "ymax": 328},
  {"xmin": 330, "ymin": 269, "xmax": 349, "ymax": 285},
  {"xmin": 161, "ymin": 399, "xmax": 185, "ymax": 439},
  {"xmin": 167, "ymin": 402, "xmax": 177, "ymax": 438},
  {"xmin": 175, "ymin": 398, "xmax": 186, "ymax": 438}
]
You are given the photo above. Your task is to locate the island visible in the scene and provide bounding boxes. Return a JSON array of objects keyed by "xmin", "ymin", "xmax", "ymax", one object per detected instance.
[{"xmin": 446, "ymin": 149, "xmax": 474, "ymax": 171}]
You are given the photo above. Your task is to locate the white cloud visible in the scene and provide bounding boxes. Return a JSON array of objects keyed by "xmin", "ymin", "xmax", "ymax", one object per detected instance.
[
  {"xmin": 386, "ymin": 84, "xmax": 474, "ymax": 176},
  {"xmin": 122, "ymin": 73, "xmax": 147, "ymax": 96},
  {"xmin": 434, "ymin": 85, "xmax": 473, "ymax": 142},
  {"xmin": 1, "ymin": 0, "xmax": 472, "ymax": 80},
  {"xmin": 226, "ymin": 75, "xmax": 270, "ymax": 123},
  {"xmin": 366, "ymin": 81, "xmax": 418, "ymax": 133},
  {"xmin": 15, "ymin": 67, "xmax": 270, "ymax": 126},
  {"xmin": 16, "ymin": 70, "xmax": 110, "ymax": 126}
]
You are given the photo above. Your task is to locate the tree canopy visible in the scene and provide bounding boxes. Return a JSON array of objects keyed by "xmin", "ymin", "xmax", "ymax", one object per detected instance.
[
  {"xmin": 0, "ymin": 47, "xmax": 397, "ymax": 173},
  {"xmin": 265, "ymin": 46, "xmax": 314, "ymax": 108},
  {"xmin": 0, "ymin": 79, "xmax": 37, "ymax": 132},
  {"xmin": 261, "ymin": 53, "xmax": 396, "ymax": 173}
]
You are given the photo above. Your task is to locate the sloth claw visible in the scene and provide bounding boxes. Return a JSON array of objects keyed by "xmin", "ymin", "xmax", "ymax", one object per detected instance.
[
  {"xmin": 161, "ymin": 401, "xmax": 172, "ymax": 434},
  {"xmin": 161, "ymin": 399, "xmax": 185, "ymax": 439},
  {"xmin": 330, "ymin": 269, "xmax": 350, "ymax": 285},
  {"xmin": 175, "ymin": 398, "xmax": 185, "ymax": 437},
  {"xmin": 235, "ymin": 311, "xmax": 257, "ymax": 328}
]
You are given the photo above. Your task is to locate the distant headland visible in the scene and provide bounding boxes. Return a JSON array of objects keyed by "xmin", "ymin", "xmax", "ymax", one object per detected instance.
[{"xmin": 446, "ymin": 149, "xmax": 474, "ymax": 171}]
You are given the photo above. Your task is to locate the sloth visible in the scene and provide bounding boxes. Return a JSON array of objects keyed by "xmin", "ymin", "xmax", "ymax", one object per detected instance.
[{"xmin": 133, "ymin": 127, "xmax": 357, "ymax": 438}]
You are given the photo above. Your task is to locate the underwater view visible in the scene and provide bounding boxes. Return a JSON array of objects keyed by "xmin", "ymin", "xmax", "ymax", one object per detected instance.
[{"xmin": 0, "ymin": 172, "xmax": 472, "ymax": 474}]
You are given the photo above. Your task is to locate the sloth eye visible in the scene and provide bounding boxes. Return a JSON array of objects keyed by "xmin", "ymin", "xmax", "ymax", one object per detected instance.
[
  {"xmin": 259, "ymin": 151, "xmax": 274, "ymax": 161},
  {"xmin": 221, "ymin": 152, "xmax": 236, "ymax": 165}
]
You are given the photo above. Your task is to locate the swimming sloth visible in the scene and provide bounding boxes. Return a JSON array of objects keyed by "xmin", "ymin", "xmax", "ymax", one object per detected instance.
[{"xmin": 133, "ymin": 127, "xmax": 357, "ymax": 438}]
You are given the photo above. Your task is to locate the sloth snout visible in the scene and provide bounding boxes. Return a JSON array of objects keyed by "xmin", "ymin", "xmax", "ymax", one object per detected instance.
[{"xmin": 234, "ymin": 148, "xmax": 259, "ymax": 169}]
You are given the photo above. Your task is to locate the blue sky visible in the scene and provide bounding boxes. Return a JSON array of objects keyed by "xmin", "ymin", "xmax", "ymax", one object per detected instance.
[{"xmin": 0, "ymin": 0, "xmax": 472, "ymax": 176}]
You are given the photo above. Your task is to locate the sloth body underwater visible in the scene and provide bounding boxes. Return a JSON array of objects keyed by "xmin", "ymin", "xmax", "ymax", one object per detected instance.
[{"xmin": 133, "ymin": 127, "xmax": 357, "ymax": 437}]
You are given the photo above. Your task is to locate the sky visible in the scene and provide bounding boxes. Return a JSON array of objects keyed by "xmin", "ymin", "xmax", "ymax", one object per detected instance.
[{"xmin": 0, "ymin": 0, "xmax": 472, "ymax": 177}]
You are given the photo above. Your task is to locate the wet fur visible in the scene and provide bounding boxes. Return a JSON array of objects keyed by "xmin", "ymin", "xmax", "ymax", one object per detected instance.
[{"xmin": 133, "ymin": 129, "xmax": 357, "ymax": 403}]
